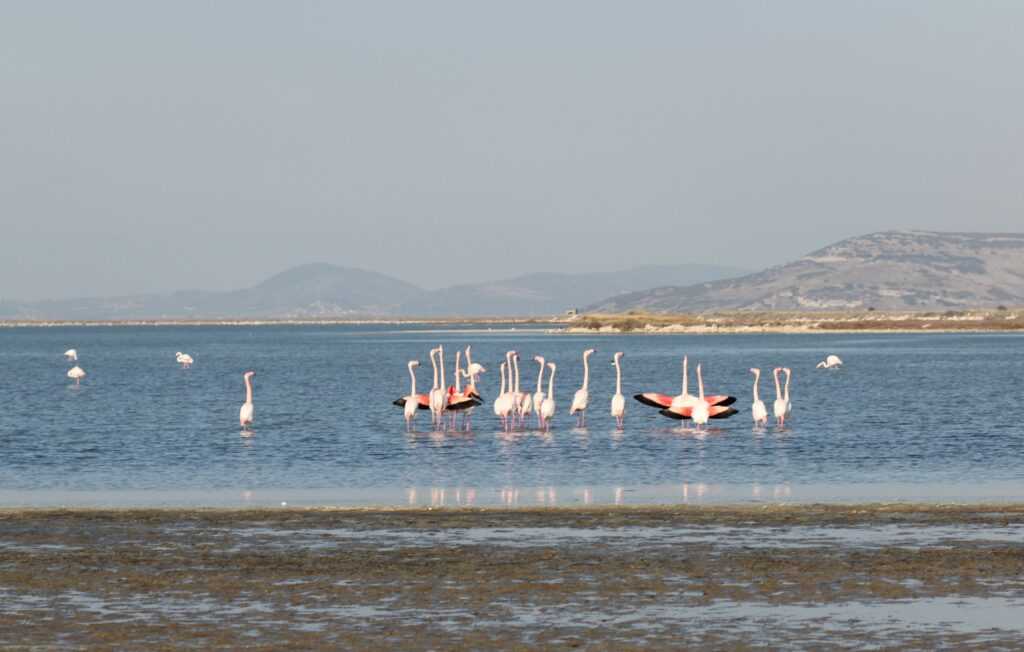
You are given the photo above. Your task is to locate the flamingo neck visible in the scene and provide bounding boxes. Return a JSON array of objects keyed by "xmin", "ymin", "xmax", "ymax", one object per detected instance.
[
  {"xmin": 682, "ymin": 357, "xmax": 689, "ymax": 395},
  {"xmin": 505, "ymin": 352, "xmax": 513, "ymax": 394},
  {"xmin": 244, "ymin": 375, "xmax": 253, "ymax": 404},
  {"xmin": 439, "ymin": 348, "xmax": 446, "ymax": 393},
  {"xmin": 582, "ymin": 352, "xmax": 590, "ymax": 391},
  {"xmin": 697, "ymin": 366, "xmax": 704, "ymax": 402},
  {"xmin": 499, "ymin": 363, "xmax": 506, "ymax": 395},
  {"xmin": 430, "ymin": 350, "xmax": 439, "ymax": 390},
  {"xmin": 773, "ymin": 369, "xmax": 782, "ymax": 401},
  {"xmin": 513, "ymin": 356, "xmax": 520, "ymax": 394},
  {"xmin": 454, "ymin": 351, "xmax": 462, "ymax": 393},
  {"xmin": 614, "ymin": 358, "xmax": 622, "ymax": 395},
  {"xmin": 409, "ymin": 364, "xmax": 417, "ymax": 395},
  {"xmin": 536, "ymin": 360, "xmax": 545, "ymax": 393},
  {"xmin": 783, "ymin": 371, "xmax": 790, "ymax": 402},
  {"xmin": 752, "ymin": 371, "xmax": 760, "ymax": 402},
  {"xmin": 547, "ymin": 367, "xmax": 555, "ymax": 399}
]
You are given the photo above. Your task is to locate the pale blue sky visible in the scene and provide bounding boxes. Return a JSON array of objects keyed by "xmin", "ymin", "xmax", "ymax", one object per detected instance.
[{"xmin": 2, "ymin": 1, "xmax": 1022, "ymax": 300}]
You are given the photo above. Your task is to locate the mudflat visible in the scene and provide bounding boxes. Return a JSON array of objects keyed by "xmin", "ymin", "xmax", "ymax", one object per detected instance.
[{"xmin": 3, "ymin": 504, "xmax": 1024, "ymax": 650}]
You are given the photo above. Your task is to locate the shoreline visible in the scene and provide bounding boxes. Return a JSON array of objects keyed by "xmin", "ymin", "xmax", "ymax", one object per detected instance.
[
  {"xmin": 5, "ymin": 502, "xmax": 1024, "ymax": 522},
  {"xmin": 4, "ymin": 502, "xmax": 1024, "ymax": 648},
  {"xmin": 0, "ymin": 317, "xmax": 566, "ymax": 328}
]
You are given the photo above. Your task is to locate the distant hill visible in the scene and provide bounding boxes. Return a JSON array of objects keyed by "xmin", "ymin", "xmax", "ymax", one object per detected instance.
[
  {"xmin": 0, "ymin": 264, "xmax": 422, "ymax": 320},
  {"xmin": 0, "ymin": 262, "xmax": 746, "ymax": 320},
  {"xmin": 399, "ymin": 264, "xmax": 747, "ymax": 316},
  {"xmin": 587, "ymin": 231, "xmax": 1024, "ymax": 313}
]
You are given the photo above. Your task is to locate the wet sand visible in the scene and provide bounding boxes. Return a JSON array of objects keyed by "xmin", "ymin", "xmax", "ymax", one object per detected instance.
[{"xmin": 3, "ymin": 504, "xmax": 1024, "ymax": 649}]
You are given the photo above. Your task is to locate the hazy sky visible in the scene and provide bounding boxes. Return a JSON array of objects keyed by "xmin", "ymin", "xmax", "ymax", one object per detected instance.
[{"xmin": 3, "ymin": 2, "xmax": 1023, "ymax": 300}]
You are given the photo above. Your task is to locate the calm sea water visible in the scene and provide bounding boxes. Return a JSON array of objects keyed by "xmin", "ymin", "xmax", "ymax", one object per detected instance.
[{"xmin": 1, "ymin": 326, "xmax": 1022, "ymax": 507}]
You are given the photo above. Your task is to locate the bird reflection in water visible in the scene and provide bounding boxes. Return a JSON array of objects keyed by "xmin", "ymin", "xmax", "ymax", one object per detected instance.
[
  {"xmin": 681, "ymin": 482, "xmax": 710, "ymax": 503},
  {"xmin": 532, "ymin": 487, "xmax": 556, "ymax": 505},
  {"xmin": 773, "ymin": 483, "xmax": 792, "ymax": 499},
  {"xmin": 500, "ymin": 487, "xmax": 521, "ymax": 507}
]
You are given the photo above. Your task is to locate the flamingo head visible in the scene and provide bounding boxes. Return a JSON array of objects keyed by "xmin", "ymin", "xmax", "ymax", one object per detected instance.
[
  {"xmin": 533, "ymin": 355, "xmax": 544, "ymax": 364},
  {"xmin": 547, "ymin": 362, "xmax": 556, "ymax": 371},
  {"xmin": 584, "ymin": 348, "xmax": 596, "ymax": 357},
  {"xmin": 750, "ymin": 368, "xmax": 759, "ymax": 375},
  {"xmin": 408, "ymin": 360, "xmax": 420, "ymax": 369},
  {"xmin": 244, "ymin": 371, "xmax": 255, "ymax": 379}
]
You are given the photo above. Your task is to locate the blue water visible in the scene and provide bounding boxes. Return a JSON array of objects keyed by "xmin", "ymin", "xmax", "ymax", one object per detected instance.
[{"xmin": 1, "ymin": 326, "xmax": 1022, "ymax": 506}]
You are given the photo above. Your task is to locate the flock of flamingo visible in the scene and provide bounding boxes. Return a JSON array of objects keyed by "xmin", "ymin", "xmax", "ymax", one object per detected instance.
[
  {"xmin": 394, "ymin": 346, "xmax": 808, "ymax": 433},
  {"xmin": 58, "ymin": 343, "xmax": 836, "ymax": 432}
]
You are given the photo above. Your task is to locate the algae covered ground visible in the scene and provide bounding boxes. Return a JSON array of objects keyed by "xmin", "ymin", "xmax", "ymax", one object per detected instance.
[{"xmin": 2, "ymin": 505, "xmax": 1024, "ymax": 649}]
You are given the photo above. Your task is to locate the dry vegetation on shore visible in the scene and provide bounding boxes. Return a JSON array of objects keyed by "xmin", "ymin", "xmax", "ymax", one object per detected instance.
[{"xmin": 564, "ymin": 307, "xmax": 1024, "ymax": 334}]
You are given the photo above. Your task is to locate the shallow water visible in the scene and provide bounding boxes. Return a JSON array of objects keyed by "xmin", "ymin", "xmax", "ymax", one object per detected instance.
[{"xmin": 2, "ymin": 326, "xmax": 1023, "ymax": 506}]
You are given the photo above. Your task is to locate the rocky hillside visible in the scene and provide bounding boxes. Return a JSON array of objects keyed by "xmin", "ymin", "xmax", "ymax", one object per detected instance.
[{"xmin": 588, "ymin": 231, "xmax": 1024, "ymax": 312}]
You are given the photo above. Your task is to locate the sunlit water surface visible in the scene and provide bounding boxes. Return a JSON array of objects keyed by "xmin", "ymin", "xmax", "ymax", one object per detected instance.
[{"xmin": 1, "ymin": 326, "xmax": 1022, "ymax": 507}]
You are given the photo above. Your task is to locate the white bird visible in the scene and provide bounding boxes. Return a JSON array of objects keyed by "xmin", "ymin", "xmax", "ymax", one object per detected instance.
[
  {"xmin": 540, "ymin": 362, "xmax": 557, "ymax": 431},
  {"xmin": 816, "ymin": 355, "xmax": 843, "ymax": 369},
  {"xmin": 239, "ymin": 371, "xmax": 255, "ymax": 427},
  {"xmin": 750, "ymin": 368, "xmax": 768, "ymax": 426},
  {"xmin": 464, "ymin": 345, "xmax": 486, "ymax": 392},
  {"xmin": 64, "ymin": 349, "xmax": 78, "ymax": 362},
  {"xmin": 610, "ymin": 352, "xmax": 625, "ymax": 429},
  {"xmin": 67, "ymin": 366, "xmax": 86, "ymax": 385},
  {"xmin": 532, "ymin": 356, "xmax": 546, "ymax": 428},
  {"xmin": 493, "ymin": 359, "xmax": 514, "ymax": 431},
  {"xmin": 175, "ymin": 352, "xmax": 194, "ymax": 368},
  {"xmin": 691, "ymin": 364, "xmax": 710, "ymax": 428},
  {"xmin": 403, "ymin": 361, "xmax": 421, "ymax": 430},
  {"xmin": 513, "ymin": 353, "xmax": 532, "ymax": 422},
  {"xmin": 570, "ymin": 348, "xmax": 595, "ymax": 426},
  {"xmin": 428, "ymin": 347, "xmax": 445, "ymax": 427},
  {"xmin": 773, "ymin": 367, "xmax": 789, "ymax": 427}
]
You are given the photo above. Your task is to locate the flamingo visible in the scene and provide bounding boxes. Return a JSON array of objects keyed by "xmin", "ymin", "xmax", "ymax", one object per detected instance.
[
  {"xmin": 750, "ymin": 368, "xmax": 768, "ymax": 426},
  {"xmin": 691, "ymin": 364, "xmax": 710, "ymax": 429},
  {"xmin": 816, "ymin": 355, "xmax": 843, "ymax": 369},
  {"xmin": 540, "ymin": 362, "xmax": 557, "ymax": 431},
  {"xmin": 773, "ymin": 367, "xmax": 789, "ymax": 427},
  {"xmin": 64, "ymin": 349, "xmax": 78, "ymax": 362},
  {"xmin": 635, "ymin": 355, "xmax": 736, "ymax": 413},
  {"xmin": 513, "ymin": 353, "xmax": 532, "ymax": 423},
  {"xmin": 175, "ymin": 352, "xmax": 194, "ymax": 368},
  {"xmin": 610, "ymin": 352, "xmax": 625, "ymax": 429},
  {"xmin": 532, "ymin": 356, "xmax": 546, "ymax": 428},
  {"xmin": 570, "ymin": 348, "xmax": 595, "ymax": 427},
  {"xmin": 67, "ymin": 366, "xmax": 86, "ymax": 385},
  {"xmin": 403, "ymin": 361, "xmax": 420, "ymax": 429},
  {"xmin": 658, "ymin": 361, "xmax": 738, "ymax": 421},
  {"xmin": 493, "ymin": 360, "xmax": 513, "ymax": 431},
  {"xmin": 428, "ymin": 347, "xmax": 445, "ymax": 427},
  {"xmin": 239, "ymin": 371, "xmax": 255, "ymax": 427},
  {"xmin": 447, "ymin": 350, "xmax": 482, "ymax": 429},
  {"xmin": 464, "ymin": 346, "xmax": 485, "ymax": 399}
]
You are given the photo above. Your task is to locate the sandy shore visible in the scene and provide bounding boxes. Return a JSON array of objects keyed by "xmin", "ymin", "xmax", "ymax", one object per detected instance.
[{"xmin": 3, "ymin": 504, "xmax": 1024, "ymax": 649}]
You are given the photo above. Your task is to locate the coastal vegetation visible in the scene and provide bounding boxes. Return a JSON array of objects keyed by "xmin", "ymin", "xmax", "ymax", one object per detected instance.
[{"xmin": 565, "ymin": 308, "xmax": 1024, "ymax": 333}]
